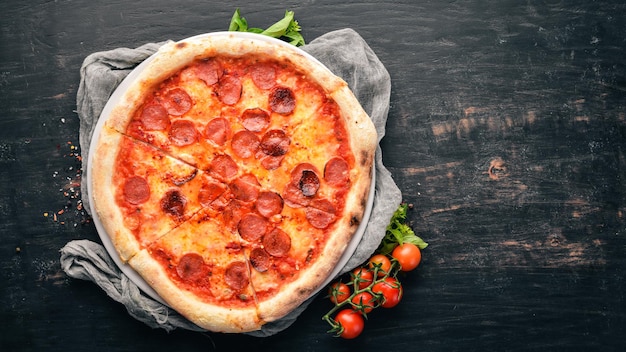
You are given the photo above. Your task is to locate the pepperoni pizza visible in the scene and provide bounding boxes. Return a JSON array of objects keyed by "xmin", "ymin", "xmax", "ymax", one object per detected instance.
[{"xmin": 90, "ymin": 33, "xmax": 377, "ymax": 333}]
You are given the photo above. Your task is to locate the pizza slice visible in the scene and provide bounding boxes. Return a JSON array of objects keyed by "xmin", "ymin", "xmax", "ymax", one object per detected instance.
[
  {"xmin": 238, "ymin": 160, "xmax": 364, "ymax": 323},
  {"xmin": 104, "ymin": 64, "xmax": 224, "ymax": 171},
  {"xmin": 105, "ymin": 54, "xmax": 331, "ymax": 174},
  {"xmin": 90, "ymin": 127, "xmax": 207, "ymax": 261},
  {"xmin": 237, "ymin": 205, "xmax": 331, "ymax": 323},
  {"xmin": 128, "ymin": 207, "xmax": 261, "ymax": 333}
]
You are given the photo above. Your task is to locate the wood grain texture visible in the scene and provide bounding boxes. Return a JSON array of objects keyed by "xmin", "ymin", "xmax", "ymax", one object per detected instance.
[{"xmin": 1, "ymin": 0, "xmax": 625, "ymax": 351}]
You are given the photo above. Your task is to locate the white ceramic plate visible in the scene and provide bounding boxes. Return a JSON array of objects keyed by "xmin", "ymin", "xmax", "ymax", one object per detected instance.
[{"xmin": 87, "ymin": 32, "xmax": 375, "ymax": 306}]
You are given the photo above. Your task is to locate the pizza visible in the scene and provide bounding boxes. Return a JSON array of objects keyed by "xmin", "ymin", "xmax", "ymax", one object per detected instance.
[{"xmin": 90, "ymin": 32, "xmax": 377, "ymax": 333}]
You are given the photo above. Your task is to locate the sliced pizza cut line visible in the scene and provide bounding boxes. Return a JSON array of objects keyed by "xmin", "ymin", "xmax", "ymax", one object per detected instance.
[
  {"xmin": 105, "ymin": 52, "xmax": 333, "ymax": 174},
  {"xmin": 105, "ymin": 59, "xmax": 229, "ymax": 171},
  {"xmin": 127, "ymin": 207, "xmax": 263, "ymax": 333},
  {"xmin": 91, "ymin": 126, "xmax": 213, "ymax": 262}
]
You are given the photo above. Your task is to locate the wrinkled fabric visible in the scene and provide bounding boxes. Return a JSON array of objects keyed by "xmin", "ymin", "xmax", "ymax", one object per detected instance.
[{"xmin": 61, "ymin": 28, "xmax": 401, "ymax": 337}]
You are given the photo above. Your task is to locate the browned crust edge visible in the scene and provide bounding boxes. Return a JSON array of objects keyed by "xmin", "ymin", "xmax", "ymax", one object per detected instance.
[
  {"xmin": 90, "ymin": 126, "xmax": 141, "ymax": 262},
  {"xmin": 129, "ymin": 250, "xmax": 263, "ymax": 333}
]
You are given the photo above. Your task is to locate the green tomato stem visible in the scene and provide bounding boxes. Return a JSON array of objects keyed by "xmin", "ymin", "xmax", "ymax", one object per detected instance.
[{"xmin": 322, "ymin": 258, "xmax": 402, "ymax": 332}]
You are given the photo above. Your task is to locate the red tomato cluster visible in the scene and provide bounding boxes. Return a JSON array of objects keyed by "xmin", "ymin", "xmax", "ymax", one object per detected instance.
[{"xmin": 324, "ymin": 242, "xmax": 422, "ymax": 339}]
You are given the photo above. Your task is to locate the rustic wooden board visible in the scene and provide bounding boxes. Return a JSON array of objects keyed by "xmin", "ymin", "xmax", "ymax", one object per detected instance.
[{"xmin": 1, "ymin": 1, "xmax": 625, "ymax": 351}]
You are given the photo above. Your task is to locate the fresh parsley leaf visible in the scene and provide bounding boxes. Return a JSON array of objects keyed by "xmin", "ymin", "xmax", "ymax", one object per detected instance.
[
  {"xmin": 377, "ymin": 203, "xmax": 429, "ymax": 255},
  {"xmin": 228, "ymin": 9, "xmax": 305, "ymax": 47}
]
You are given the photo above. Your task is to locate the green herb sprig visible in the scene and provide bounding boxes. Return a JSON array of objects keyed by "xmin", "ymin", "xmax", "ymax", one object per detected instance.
[
  {"xmin": 229, "ymin": 9, "xmax": 305, "ymax": 47},
  {"xmin": 377, "ymin": 203, "xmax": 429, "ymax": 255}
]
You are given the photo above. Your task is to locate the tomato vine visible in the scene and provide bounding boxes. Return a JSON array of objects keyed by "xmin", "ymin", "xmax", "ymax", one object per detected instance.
[{"xmin": 323, "ymin": 203, "xmax": 428, "ymax": 339}]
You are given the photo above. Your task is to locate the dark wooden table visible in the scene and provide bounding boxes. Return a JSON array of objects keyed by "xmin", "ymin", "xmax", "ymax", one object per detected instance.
[{"xmin": 2, "ymin": 1, "xmax": 625, "ymax": 351}]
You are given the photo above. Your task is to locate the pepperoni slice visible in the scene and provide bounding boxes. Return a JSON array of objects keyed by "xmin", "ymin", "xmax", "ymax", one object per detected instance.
[
  {"xmin": 161, "ymin": 189, "xmax": 186, "ymax": 218},
  {"xmin": 198, "ymin": 180, "xmax": 228, "ymax": 207},
  {"xmin": 269, "ymin": 86, "xmax": 295, "ymax": 115},
  {"xmin": 282, "ymin": 183, "xmax": 310, "ymax": 208},
  {"xmin": 239, "ymin": 172, "xmax": 260, "ymax": 186},
  {"xmin": 160, "ymin": 88, "xmax": 193, "ymax": 116},
  {"xmin": 255, "ymin": 191, "xmax": 284, "ymax": 218},
  {"xmin": 216, "ymin": 75, "xmax": 242, "ymax": 105},
  {"xmin": 207, "ymin": 188, "xmax": 233, "ymax": 211},
  {"xmin": 250, "ymin": 62, "xmax": 276, "ymax": 90},
  {"xmin": 195, "ymin": 59, "xmax": 222, "ymax": 86},
  {"xmin": 284, "ymin": 163, "xmax": 320, "ymax": 200},
  {"xmin": 230, "ymin": 174, "xmax": 260, "ymax": 203},
  {"xmin": 324, "ymin": 157, "xmax": 350, "ymax": 187},
  {"xmin": 123, "ymin": 176, "xmax": 150, "ymax": 205},
  {"xmin": 169, "ymin": 119, "xmax": 198, "ymax": 146},
  {"xmin": 209, "ymin": 155, "xmax": 238, "ymax": 181},
  {"xmin": 223, "ymin": 200, "xmax": 253, "ymax": 231},
  {"xmin": 204, "ymin": 117, "xmax": 231, "ymax": 146},
  {"xmin": 305, "ymin": 199, "xmax": 337, "ymax": 229},
  {"xmin": 249, "ymin": 248, "xmax": 270, "ymax": 272},
  {"xmin": 260, "ymin": 129, "xmax": 290, "ymax": 157},
  {"xmin": 231, "ymin": 130, "xmax": 260, "ymax": 159},
  {"xmin": 262, "ymin": 228, "xmax": 291, "ymax": 257},
  {"xmin": 237, "ymin": 213, "xmax": 269, "ymax": 241},
  {"xmin": 299, "ymin": 170, "xmax": 320, "ymax": 197},
  {"xmin": 241, "ymin": 108, "xmax": 270, "ymax": 132},
  {"xmin": 139, "ymin": 103, "xmax": 170, "ymax": 131},
  {"xmin": 258, "ymin": 154, "xmax": 285, "ymax": 170},
  {"xmin": 176, "ymin": 253, "xmax": 207, "ymax": 282},
  {"xmin": 290, "ymin": 163, "xmax": 320, "ymax": 184},
  {"xmin": 224, "ymin": 261, "xmax": 249, "ymax": 290}
]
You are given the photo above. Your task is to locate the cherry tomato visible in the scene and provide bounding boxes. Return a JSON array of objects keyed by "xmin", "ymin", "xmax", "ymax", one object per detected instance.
[
  {"xmin": 368, "ymin": 254, "xmax": 392, "ymax": 277},
  {"xmin": 328, "ymin": 282, "xmax": 351, "ymax": 304},
  {"xmin": 334, "ymin": 309, "xmax": 365, "ymax": 339},
  {"xmin": 392, "ymin": 243, "xmax": 422, "ymax": 271},
  {"xmin": 351, "ymin": 291, "xmax": 376, "ymax": 314},
  {"xmin": 352, "ymin": 267, "xmax": 374, "ymax": 290},
  {"xmin": 372, "ymin": 277, "xmax": 403, "ymax": 308}
]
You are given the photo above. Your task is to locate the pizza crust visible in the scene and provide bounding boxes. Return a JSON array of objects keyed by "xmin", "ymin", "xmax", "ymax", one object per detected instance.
[
  {"xmin": 106, "ymin": 33, "xmax": 346, "ymax": 134},
  {"xmin": 90, "ymin": 126, "xmax": 141, "ymax": 262},
  {"xmin": 129, "ymin": 249, "xmax": 262, "ymax": 333}
]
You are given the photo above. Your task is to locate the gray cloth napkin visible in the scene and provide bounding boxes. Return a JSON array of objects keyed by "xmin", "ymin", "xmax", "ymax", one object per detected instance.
[{"xmin": 60, "ymin": 28, "xmax": 402, "ymax": 337}]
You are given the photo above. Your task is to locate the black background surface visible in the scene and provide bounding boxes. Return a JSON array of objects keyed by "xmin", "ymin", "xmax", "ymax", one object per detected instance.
[{"xmin": 1, "ymin": 1, "xmax": 625, "ymax": 351}]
